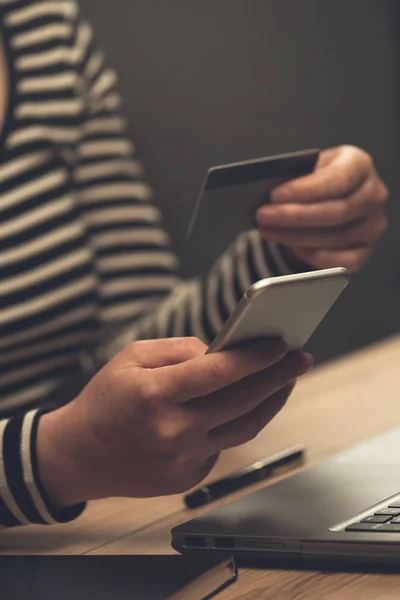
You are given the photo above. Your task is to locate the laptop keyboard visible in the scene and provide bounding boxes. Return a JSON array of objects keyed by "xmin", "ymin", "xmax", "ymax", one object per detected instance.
[{"xmin": 346, "ymin": 501, "xmax": 400, "ymax": 533}]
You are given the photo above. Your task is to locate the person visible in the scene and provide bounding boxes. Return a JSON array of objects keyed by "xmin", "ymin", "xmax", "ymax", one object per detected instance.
[{"xmin": 0, "ymin": 0, "xmax": 388, "ymax": 529}]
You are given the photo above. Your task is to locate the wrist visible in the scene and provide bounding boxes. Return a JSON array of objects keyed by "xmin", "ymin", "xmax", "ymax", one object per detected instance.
[{"xmin": 37, "ymin": 405, "xmax": 91, "ymax": 509}]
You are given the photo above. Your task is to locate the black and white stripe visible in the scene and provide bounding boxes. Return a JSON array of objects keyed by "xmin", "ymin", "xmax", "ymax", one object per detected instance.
[
  {"xmin": 0, "ymin": 0, "xmax": 292, "ymax": 528},
  {"xmin": 0, "ymin": 410, "xmax": 85, "ymax": 527}
]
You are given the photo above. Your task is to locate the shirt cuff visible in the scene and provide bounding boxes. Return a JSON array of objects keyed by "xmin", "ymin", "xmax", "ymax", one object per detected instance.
[{"xmin": 0, "ymin": 410, "xmax": 86, "ymax": 527}]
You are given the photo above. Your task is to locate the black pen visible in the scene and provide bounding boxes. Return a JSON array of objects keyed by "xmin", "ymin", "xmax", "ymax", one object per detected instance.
[{"xmin": 184, "ymin": 444, "xmax": 305, "ymax": 509}]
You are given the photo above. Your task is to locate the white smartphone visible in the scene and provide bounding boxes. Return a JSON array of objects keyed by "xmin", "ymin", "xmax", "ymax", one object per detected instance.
[{"xmin": 206, "ymin": 267, "xmax": 349, "ymax": 353}]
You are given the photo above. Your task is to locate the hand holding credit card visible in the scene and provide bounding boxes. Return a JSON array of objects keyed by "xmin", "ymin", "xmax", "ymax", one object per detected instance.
[
  {"xmin": 185, "ymin": 149, "xmax": 319, "ymax": 271},
  {"xmin": 185, "ymin": 145, "xmax": 387, "ymax": 275}
]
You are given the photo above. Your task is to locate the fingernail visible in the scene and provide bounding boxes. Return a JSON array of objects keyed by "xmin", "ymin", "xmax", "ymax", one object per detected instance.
[
  {"xmin": 276, "ymin": 340, "xmax": 289, "ymax": 357},
  {"xmin": 301, "ymin": 353, "xmax": 314, "ymax": 373},
  {"xmin": 270, "ymin": 187, "xmax": 292, "ymax": 203}
]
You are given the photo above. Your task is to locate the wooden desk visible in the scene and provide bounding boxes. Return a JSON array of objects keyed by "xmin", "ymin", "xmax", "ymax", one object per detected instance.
[{"xmin": 3, "ymin": 335, "xmax": 400, "ymax": 598}]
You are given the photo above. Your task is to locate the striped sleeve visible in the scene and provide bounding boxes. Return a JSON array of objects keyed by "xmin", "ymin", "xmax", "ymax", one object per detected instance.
[{"xmin": 0, "ymin": 410, "xmax": 84, "ymax": 528}]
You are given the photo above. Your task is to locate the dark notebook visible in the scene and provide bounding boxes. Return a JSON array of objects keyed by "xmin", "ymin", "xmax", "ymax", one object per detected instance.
[{"xmin": 0, "ymin": 555, "xmax": 238, "ymax": 600}]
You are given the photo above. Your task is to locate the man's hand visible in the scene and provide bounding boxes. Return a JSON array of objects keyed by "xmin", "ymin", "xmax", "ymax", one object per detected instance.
[
  {"xmin": 37, "ymin": 337, "xmax": 313, "ymax": 507},
  {"xmin": 256, "ymin": 146, "xmax": 388, "ymax": 272}
]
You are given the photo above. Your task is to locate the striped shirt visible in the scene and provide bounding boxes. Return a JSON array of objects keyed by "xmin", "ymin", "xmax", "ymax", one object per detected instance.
[{"xmin": 0, "ymin": 0, "xmax": 292, "ymax": 528}]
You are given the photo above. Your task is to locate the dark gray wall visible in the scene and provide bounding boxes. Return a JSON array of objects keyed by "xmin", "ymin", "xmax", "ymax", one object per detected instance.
[{"xmin": 81, "ymin": 0, "xmax": 400, "ymax": 363}]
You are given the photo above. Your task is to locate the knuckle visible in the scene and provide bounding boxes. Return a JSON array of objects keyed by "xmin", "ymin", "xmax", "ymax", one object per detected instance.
[
  {"xmin": 377, "ymin": 183, "xmax": 389, "ymax": 205},
  {"xmin": 286, "ymin": 204, "xmax": 304, "ymax": 224},
  {"xmin": 154, "ymin": 420, "xmax": 191, "ymax": 463},
  {"xmin": 344, "ymin": 145, "xmax": 373, "ymax": 170},
  {"xmin": 157, "ymin": 416, "xmax": 187, "ymax": 446},
  {"xmin": 121, "ymin": 339, "xmax": 152, "ymax": 366},
  {"xmin": 334, "ymin": 201, "xmax": 353, "ymax": 224},
  {"xmin": 179, "ymin": 336, "xmax": 206, "ymax": 358},
  {"xmin": 363, "ymin": 216, "xmax": 387, "ymax": 244},
  {"xmin": 129, "ymin": 339, "xmax": 148, "ymax": 356},
  {"xmin": 189, "ymin": 336, "xmax": 207, "ymax": 353},
  {"xmin": 137, "ymin": 374, "xmax": 165, "ymax": 405},
  {"xmin": 344, "ymin": 258, "xmax": 359, "ymax": 273},
  {"xmin": 337, "ymin": 171, "xmax": 354, "ymax": 196},
  {"xmin": 345, "ymin": 252, "xmax": 367, "ymax": 273},
  {"xmin": 360, "ymin": 150, "xmax": 374, "ymax": 170},
  {"xmin": 209, "ymin": 356, "xmax": 226, "ymax": 382},
  {"xmin": 377, "ymin": 217, "xmax": 389, "ymax": 238},
  {"xmin": 341, "ymin": 144, "xmax": 358, "ymax": 153}
]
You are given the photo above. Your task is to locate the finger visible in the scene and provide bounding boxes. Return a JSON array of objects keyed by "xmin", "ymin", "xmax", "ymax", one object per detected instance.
[
  {"xmin": 257, "ymin": 176, "xmax": 387, "ymax": 229},
  {"xmin": 171, "ymin": 453, "xmax": 220, "ymax": 495},
  {"xmin": 209, "ymin": 382, "xmax": 296, "ymax": 452},
  {"xmin": 160, "ymin": 339, "xmax": 288, "ymax": 403},
  {"xmin": 121, "ymin": 337, "xmax": 207, "ymax": 369},
  {"xmin": 194, "ymin": 453, "xmax": 220, "ymax": 486},
  {"xmin": 291, "ymin": 246, "xmax": 373, "ymax": 273},
  {"xmin": 193, "ymin": 351, "xmax": 313, "ymax": 430},
  {"xmin": 258, "ymin": 213, "xmax": 388, "ymax": 249},
  {"xmin": 270, "ymin": 146, "xmax": 372, "ymax": 204}
]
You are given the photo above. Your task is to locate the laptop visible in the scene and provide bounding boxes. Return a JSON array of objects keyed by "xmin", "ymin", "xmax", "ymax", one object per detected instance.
[{"xmin": 172, "ymin": 427, "xmax": 400, "ymax": 565}]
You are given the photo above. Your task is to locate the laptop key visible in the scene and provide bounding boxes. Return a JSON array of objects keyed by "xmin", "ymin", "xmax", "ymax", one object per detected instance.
[
  {"xmin": 361, "ymin": 515, "xmax": 392, "ymax": 524},
  {"xmin": 373, "ymin": 524, "xmax": 400, "ymax": 533},
  {"xmin": 388, "ymin": 503, "xmax": 400, "ymax": 509},
  {"xmin": 391, "ymin": 517, "xmax": 400, "ymax": 524},
  {"xmin": 374, "ymin": 508, "xmax": 400, "ymax": 516},
  {"xmin": 345, "ymin": 523, "xmax": 380, "ymax": 532}
]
